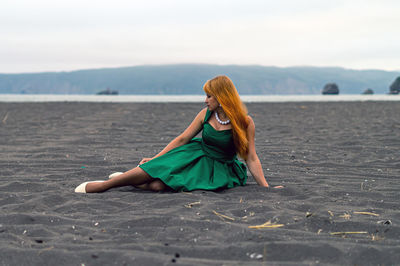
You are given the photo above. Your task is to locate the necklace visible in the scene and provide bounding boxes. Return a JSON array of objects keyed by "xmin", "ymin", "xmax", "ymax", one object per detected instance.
[{"xmin": 215, "ymin": 111, "xmax": 230, "ymax": 125}]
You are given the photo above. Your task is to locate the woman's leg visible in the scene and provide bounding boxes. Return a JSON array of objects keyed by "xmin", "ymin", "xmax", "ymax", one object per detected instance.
[
  {"xmin": 134, "ymin": 180, "xmax": 166, "ymax": 191},
  {"xmin": 85, "ymin": 166, "xmax": 154, "ymax": 193},
  {"xmin": 147, "ymin": 179, "xmax": 167, "ymax": 191},
  {"xmin": 108, "ymin": 170, "xmax": 167, "ymax": 192}
]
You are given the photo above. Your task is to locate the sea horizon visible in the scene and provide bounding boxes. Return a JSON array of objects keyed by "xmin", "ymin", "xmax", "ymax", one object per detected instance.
[{"xmin": 0, "ymin": 94, "xmax": 399, "ymax": 103}]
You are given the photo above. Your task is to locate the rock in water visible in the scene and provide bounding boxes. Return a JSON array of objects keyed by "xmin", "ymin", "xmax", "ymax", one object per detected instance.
[
  {"xmin": 322, "ymin": 83, "xmax": 339, "ymax": 95},
  {"xmin": 363, "ymin": 88, "xmax": 374, "ymax": 95},
  {"xmin": 96, "ymin": 88, "xmax": 119, "ymax": 95},
  {"xmin": 389, "ymin": 77, "xmax": 400, "ymax": 94}
]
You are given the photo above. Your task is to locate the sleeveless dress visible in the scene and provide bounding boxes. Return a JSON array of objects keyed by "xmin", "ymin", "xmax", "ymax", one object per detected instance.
[{"xmin": 139, "ymin": 109, "xmax": 247, "ymax": 191}]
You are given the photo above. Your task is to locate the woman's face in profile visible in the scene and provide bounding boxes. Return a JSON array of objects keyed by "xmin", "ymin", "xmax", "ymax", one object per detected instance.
[{"xmin": 205, "ymin": 94, "xmax": 219, "ymax": 111}]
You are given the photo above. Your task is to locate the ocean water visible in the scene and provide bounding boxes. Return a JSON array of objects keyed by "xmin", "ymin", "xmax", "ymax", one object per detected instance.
[{"xmin": 0, "ymin": 94, "xmax": 399, "ymax": 103}]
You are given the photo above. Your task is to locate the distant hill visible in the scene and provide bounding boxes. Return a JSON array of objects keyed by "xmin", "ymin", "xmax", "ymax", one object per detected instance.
[{"xmin": 0, "ymin": 64, "xmax": 398, "ymax": 95}]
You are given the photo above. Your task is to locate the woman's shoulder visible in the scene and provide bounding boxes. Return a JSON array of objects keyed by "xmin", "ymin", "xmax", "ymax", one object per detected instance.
[
  {"xmin": 246, "ymin": 115, "xmax": 254, "ymax": 124},
  {"xmin": 246, "ymin": 115, "xmax": 255, "ymax": 129},
  {"xmin": 199, "ymin": 107, "xmax": 208, "ymax": 117},
  {"xmin": 196, "ymin": 107, "xmax": 208, "ymax": 123},
  {"xmin": 200, "ymin": 107, "xmax": 208, "ymax": 114}
]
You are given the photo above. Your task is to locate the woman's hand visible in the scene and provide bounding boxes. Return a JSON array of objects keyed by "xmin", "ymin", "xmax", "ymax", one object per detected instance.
[
  {"xmin": 262, "ymin": 184, "xmax": 284, "ymax": 189},
  {"xmin": 139, "ymin": 157, "xmax": 153, "ymax": 165}
]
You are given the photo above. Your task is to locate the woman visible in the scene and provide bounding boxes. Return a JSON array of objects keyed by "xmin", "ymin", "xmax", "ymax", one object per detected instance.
[{"xmin": 75, "ymin": 75, "xmax": 281, "ymax": 193}]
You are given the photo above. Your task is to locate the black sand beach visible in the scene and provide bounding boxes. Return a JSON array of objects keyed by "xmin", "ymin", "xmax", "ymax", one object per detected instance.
[{"xmin": 1, "ymin": 102, "xmax": 399, "ymax": 265}]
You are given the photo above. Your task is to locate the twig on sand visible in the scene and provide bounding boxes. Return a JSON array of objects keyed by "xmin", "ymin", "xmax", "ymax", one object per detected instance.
[
  {"xmin": 2, "ymin": 112, "xmax": 9, "ymax": 124},
  {"xmin": 212, "ymin": 210, "xmax": 235, "ymax": 221},
  {"xmin": 248, "ymin": 220, "xmax": 284, "ymax": 229},
  {"xmin": 371, "ymin": 234, "xmax": 384, "ymax": 241},
  {"xmin": 354, "ymin": 211, "xmax": 379, "ymax": 217},
  {"xmin": 38, "ymin": 246, "xmax": 54, "ymax": 255},
  {"xmin": 330, "ymin": 231, "xmax": 368, "ymax": 235},
  {"xmin": 339, "ymin": 213, "xmax": 351, "ymax": 220},
  {"xmin": 184, "ymin": 201, "xmax": 201, "ymax": 208}
]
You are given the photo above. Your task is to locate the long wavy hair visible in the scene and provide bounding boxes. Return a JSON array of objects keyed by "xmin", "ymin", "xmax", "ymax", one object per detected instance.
[{"xmin": 203, "ymin": 75, "xmax": 249, "ymax": 159}]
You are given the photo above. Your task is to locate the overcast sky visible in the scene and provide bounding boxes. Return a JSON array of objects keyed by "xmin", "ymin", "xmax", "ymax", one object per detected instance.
[{"xmin": 1, "ymin": 0, "xmax": 399, "ymax": 73}]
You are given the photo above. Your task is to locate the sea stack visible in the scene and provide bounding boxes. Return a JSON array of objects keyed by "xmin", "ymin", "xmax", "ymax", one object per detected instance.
[
  {"xmin": 389, "ymin": 77, "xmax": 400, "ymax": 94},
  {"xmin": 362, "ymin": 88, "xmax": 374, "ymax": 95},
  {"xmin": 96, "ymin": 88, "xmax": 119, "ymax": 95},
  {"xmin": 322, "ymin": 83, "xmax": 339, "ymax": 95}
]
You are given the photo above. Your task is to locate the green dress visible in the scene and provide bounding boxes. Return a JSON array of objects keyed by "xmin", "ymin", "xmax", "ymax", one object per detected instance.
[{"xmin": 139, "ymin": 109, "xmax": 247, "ymax": 191}]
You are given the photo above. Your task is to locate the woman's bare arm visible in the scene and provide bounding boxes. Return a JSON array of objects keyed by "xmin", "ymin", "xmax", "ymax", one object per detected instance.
[
  {"xmin": 245, "ymin": 116, "xmax": 283, "ymax": 188},
  {"xmin": 245, "ymin": 116, "xmax": 270, "ymax": 187},
  {"xmin": 139, "ymin": 108, "xmax": 207, "ymax": 164}
]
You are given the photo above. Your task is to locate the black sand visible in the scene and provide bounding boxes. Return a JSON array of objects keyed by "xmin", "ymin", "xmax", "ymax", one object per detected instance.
[{"xmin": 0, "ymin": 102, "xmax": 399, "ymax": 265}]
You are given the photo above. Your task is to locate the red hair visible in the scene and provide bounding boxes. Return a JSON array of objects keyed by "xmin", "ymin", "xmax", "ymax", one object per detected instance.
[{"xmin": 204, "ymin": 75, "xmax": 249, "ymax": 159}]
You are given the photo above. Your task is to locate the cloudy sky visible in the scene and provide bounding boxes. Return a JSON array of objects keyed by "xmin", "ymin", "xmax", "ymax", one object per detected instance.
[{"xmin": 1, "ymin": 0, "xmax": 399, "ymax": 73}]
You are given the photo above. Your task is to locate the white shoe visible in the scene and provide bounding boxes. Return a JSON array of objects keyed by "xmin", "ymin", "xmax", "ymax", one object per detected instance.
[
  {"xmin": 108, "ymin": 172, "xmax": 124, "ymax": 179},
  {"xmin": 75, "ymin": 180, "xmax": 105, "ymax": 193}
]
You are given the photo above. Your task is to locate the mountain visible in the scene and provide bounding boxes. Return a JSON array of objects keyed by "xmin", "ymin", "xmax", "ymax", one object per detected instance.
[{"xmin": 0, "ymin": 64, "xmax": 398, "ymax": 95}]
